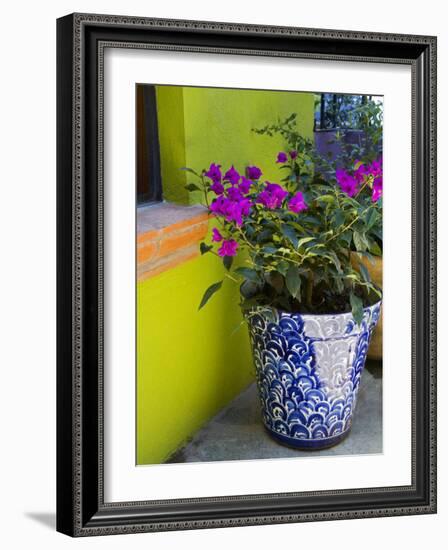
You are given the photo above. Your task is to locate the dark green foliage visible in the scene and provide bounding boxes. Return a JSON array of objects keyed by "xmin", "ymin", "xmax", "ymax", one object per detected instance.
[{"xmin": 198, "ymin": 281, "xmax": 223, "ymax": 310}]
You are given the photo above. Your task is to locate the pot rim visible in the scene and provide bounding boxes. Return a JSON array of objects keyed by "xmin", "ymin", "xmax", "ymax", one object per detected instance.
[{"xmin": 242, "ymin": 299, "xmax": 381, "ymax": 319}]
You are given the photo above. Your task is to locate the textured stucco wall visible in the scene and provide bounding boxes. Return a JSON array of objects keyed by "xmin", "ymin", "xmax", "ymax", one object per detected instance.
[
  {"xmin": 137, "ymin": 85, "xmax": 314, "ymax": 464},
  {"xmin": 182, "ymin": 86, "xmax": 314, "ymax": 197},
  {"xmin": 137, "ymin": 222, "xmax": 254, "ymax": 465},
  {"xmin": 155, "ymin": 86, "xmax": 189, "ymax": 204}
]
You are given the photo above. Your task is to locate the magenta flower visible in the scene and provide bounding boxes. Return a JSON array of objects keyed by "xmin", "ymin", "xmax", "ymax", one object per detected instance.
[
  {"xmin": 290, "ymin": 150, "xmax": 298, "ymax": 160},
  {"xmin": 369, "ymin": 158, "xmax": 382, "ymax": 177},
  {"xmin": 239, "ymin": 198, "xmax": 252, "ymax": 217},
  {"xmin": 226, "ymin": 202, "xmax": 243, "ymax": 225},
  {"xmin": 372, "ymin": 176, "xmax": 383, "ymax": 202},
  {"xmin": 224, "ymin": 165, "xmax": 240, "ymax": 185},
  {"xmin": 276, "ymin": 152, "xmax": 288, "ymax": 163},
  {"xmin": 336, "ymin": 169, "xmax": 358, "ymax": 197},
  {"xmin": 246, "ymin": 166, "xmax": 262, "ymax": 180},
  {"xmin": 209, "ymin": 195, "xmax": 251, "ymax": 226},
  {"xmin": 205, "ymin": 163, "xmax": 222, "ymax": 183},
  {"xmin": 209, "ymin": 181, "xmax": 224, "ymax": 195},
  {"xmin": 257, "ymin": 182, "xmax": 288, "ymax": 209},
  {"xmin": 227, "ymin": 186, "xmax": 244, "ymax": 202},
  {"xmin": 289, "ymin": 191, "xmax": 307, "ymax": 213},
  {"xmin": 354, "ymin": 162, "xmax": 369, "ymax": 184},
  {"xmin": 210, "ymin": 197, "xmax": 221, "ymax": 210},
  {"xmin": 212, "ymin": 228, "xmax": 223, "ymax": 242},
  {"xmin": 238, "ymin": 177, "xmax": 252, "ymax": 195},
  {"xmin": 218, "ymin": 239, "xmax": 239, "ymax": 257},
  {"xmin": 227, "ymin": 198, "xmax": 252, "ymax": 225},
  {"xmin": 210, "ymin": 196, "xmax": 228, "ymax": 214}
]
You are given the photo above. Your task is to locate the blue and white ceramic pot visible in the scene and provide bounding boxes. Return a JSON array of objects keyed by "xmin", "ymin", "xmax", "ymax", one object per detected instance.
[{"xmin": 245, "ymin": 302, "xmax": 381, "ymax": 450}]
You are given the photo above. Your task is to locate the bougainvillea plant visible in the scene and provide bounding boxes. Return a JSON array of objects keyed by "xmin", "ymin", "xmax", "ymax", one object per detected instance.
[
  {"xmin": 253, "ymin": 109, "xmax": 383, "ymax": 253},
  {"xmin": 184, "ymin": 151, "xmax": 382, "ymax": 324}
]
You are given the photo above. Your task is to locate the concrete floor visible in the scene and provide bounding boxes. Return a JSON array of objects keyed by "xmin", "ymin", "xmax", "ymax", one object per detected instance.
[{"xmin": 166, "ymin": 361, "xmax": 382, "ymax": 463}]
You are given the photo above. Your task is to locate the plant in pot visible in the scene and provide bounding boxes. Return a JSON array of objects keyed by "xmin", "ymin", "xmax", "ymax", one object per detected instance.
[
  {"xmin": 186, "ymin": 154, "xmax": 382, "ymax": 450},
  {"xmin": 253, "ymin": 107, "xmax": 384, "ymax": 359}
]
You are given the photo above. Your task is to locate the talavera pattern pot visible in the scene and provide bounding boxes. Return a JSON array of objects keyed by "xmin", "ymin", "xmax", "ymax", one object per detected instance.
[{"xmin": 246, "ymin": 302, "xmax": 381, "ymax": 450}]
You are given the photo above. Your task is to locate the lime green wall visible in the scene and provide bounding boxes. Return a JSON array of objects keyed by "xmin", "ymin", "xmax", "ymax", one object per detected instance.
[
  {"xmin": 155, "ymin": 86, "xmax": 189, "ymax": 204},
  {"xmin": 183, "ymin": 86, "xmax": 314, "ymax": 190},
  {"xmin": 137, "ymin": 85, "xmax": 314, "ymax": 464},
  {"xmin": 157, "ymin": 85, "xmax": 315, "ymax": 205},
  {"xmin": 137, "ymin": 234, "xmax": 254, "ymax": 465}
]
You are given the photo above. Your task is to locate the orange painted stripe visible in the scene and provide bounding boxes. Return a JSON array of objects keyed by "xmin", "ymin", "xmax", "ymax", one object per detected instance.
[
  {"xmin": 137, "ymin": 212, "xmax": 209, "ymax": 270},
  {"xmin": 137, "ymin": 240, "xmax": 159, "ymax": 264},
  {"xmin": 137, "ymin": 245, "xmax": 199, "ymax": 281},
  {"xmin": 137, "ymin": 211, "xmax": 209, "ymax": 244},
  {"xmin": 158, "ymin": 221, "xmax": 208, "ymax": 257}
]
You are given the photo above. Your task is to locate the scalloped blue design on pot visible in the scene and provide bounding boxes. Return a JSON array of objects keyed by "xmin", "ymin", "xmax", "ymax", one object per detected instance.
[{"xmin": 246, "ymin": 302, "xmax": 381, "ymax": 450}]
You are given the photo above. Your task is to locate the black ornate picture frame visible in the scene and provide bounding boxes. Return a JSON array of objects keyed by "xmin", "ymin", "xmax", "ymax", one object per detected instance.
[{"xmin": 56, "ymin": 13, "xmax": 437, "ymax": 537}]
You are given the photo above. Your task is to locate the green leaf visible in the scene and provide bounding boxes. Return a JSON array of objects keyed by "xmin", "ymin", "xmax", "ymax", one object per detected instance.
[
  {"xmin": 301, "ymin": 215, "xmax": 321, "ymax": 226},
  {"xmin": 358, "ymin": 262, "xmax": 371, "ymax": 283},
  {"xmin": 327, "ymin": 251, "xmax": 342, "ymax": 273},
  {"xmin": 353, "ymin": 231, "xmax": 368, "ymax": 252},
  {"xmin": 290, "ymin": 224, "xmax": 306, "ymax": 234},
  {"xmin": 181, "ymin": 167, "xmax": 200, "ymax": 176},
  {"xmin": 357, "ymin": 251, "xmax": 375, "ymax": 265},
  {"xmin": 240, "ymin": 280, "xmax": 260, "ymax": 299},
  {"xmin": 256, "ymin": 229, "xmax": 273, "ymax": 243},
  {"xmin": 223, "ymin": 256, "xmax": 233, "ymax": 271},
  {"xmin": 340, "ymin": 230, "xmax": 353, "ymax": 246},
  {"xmin": 340, "ymin": 196, "xmax": 360, "ymax": 209},
  {"xmin": 350, "ymin": 291, "xmax": 364, "ymax": 326},
  {"xmin": 316, "ymin": 194, "xmax": 335, "ymax": 204},
  {"xmin": 285, "ymin": 265, "xmax": 301, "ymax": 299},
  {"xmin": 333, "ymin": 209, "xmax": 345, "ymax": 228},
  {"xmin": 244, "ymin": 224, "xmax": 256, "ymax": 239},
  {"xmin": 276, "ymin": 260, "xmax": 290, "ymax": 276},
  {"xmin": 312, "ymin": 249, "xmax": 342, "ymax": 273},
  {"xmin": 184, "ymin": 183, "xmax": 201, "ymax": 192},
  {"xmin": 281, "ymin": 224, "xmax": 298, "ymax": 248},
  {"xmin": 200, "ymin": 242, "xmax": 213, "ymax": 255},
  {"xmin": 297, "ymin": 236, "xmax": 315, "ymax": 248},
  {"xmin": 364, "ymin": 208, "xmax": 378, "ymax": 229},
  {"xmin": 199, "ymin": 281, "xmax": 223, "ymax": 310},
  {"xmin": 371, "ymin": 227, "xmax": 383, "ymax": 242},
  {"xmin": 260, "ymin": 246, "xmax": 278, "ymax": 255},
  {"xmin": 369, "ymin": 240, "xmax": 382, "ymax": 256},
  {"xmin": 234, "ymin": 267, "xmax": 261, "ymax": 283}
]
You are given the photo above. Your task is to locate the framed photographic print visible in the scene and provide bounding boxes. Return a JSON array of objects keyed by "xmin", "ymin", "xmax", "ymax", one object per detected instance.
[{"xmin": 56, "ymin": 13, "xmax": 437, "ymax": 536}]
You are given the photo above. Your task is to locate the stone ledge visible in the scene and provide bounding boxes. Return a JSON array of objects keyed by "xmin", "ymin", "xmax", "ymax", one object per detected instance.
[{"xmin": 137, "ymin": 202, "xmax": 209, "ymax": 281}]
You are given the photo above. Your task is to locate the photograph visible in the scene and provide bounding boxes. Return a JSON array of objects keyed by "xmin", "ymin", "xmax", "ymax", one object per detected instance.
[
  {"xmin": 55, "ymin": 11, "xmax": 436, "ymax": 536},
  {"xmin": 1, "ymin": 0, "xmax": 444, "ymax": 546},
  {"xmin": 136, "ymin": 84, "xmax": 384, "ymax": 465}
]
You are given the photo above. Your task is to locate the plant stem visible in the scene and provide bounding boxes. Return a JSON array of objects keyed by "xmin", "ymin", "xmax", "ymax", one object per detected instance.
[
  {"xmin": 355, "ymin": 174, "xmax": 374, "ymax": 198},
  {"xmin": 235, "ymin": 227, "xmax": 257, "ymax": 251},
  {"xmin": 224, "ymin": 273, "xmax": 239, "ymax": 283},
  {"xmin": 326, "ymin": 214, "xmax": 359, "ymax": 243}
]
